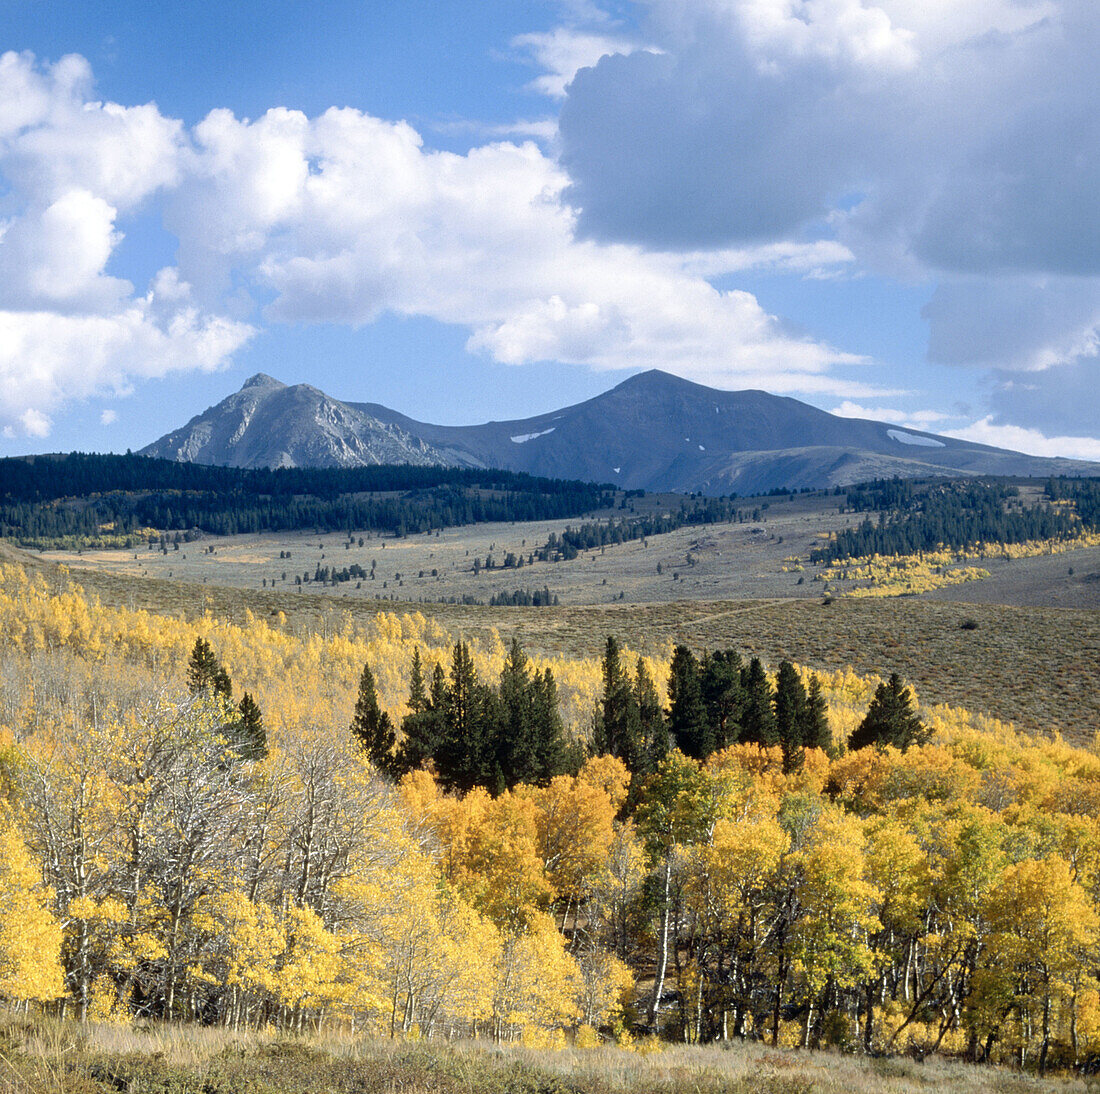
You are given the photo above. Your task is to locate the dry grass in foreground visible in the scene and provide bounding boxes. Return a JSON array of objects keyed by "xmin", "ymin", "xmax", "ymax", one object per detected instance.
[{"xmin": 0, "ymin": 1016, "xmax": 1084, "ymax": 1094}]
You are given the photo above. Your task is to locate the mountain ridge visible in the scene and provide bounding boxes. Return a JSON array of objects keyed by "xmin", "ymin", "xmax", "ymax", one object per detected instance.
[{"xmin": 141, "ymin": 370, "xmax": 1099, "ymax": 495}]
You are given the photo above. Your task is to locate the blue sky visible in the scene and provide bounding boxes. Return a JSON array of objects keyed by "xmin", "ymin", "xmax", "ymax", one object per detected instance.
[{"xmin": 1, "ymin": 0, "xmax": 1098, "ymax": 462}]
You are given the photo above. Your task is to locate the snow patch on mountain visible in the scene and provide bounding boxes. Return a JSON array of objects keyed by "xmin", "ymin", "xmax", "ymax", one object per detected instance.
[
  {"xmin": 510, "ymin": 428, "xmax": 556, "ymax": 444},
  {"xmin": 888, "ymin": 429, "xmax": 946, "ymax": 448}
]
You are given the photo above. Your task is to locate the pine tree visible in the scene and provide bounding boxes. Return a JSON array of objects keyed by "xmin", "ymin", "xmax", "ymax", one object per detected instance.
[
  {"xmin": 213, "ymin": 666, "xmax": 232, "ymax": 701},
  {"xmin": 594, "ymin": 637, "xmax": 642, "ymax": 770},
  {"xmin": 436, "ymin": 642, "xmax": 498, "ymax": 792},
  {"xmin": 774, "ymin": 661, "xmax": 808, "ymax": 774},
  {"xmin": 428, "ymin": 661, "xmax": 447, "ymax": 710},
  {"xmin": 740, "ymin": 657, "xmax": 777, "ymax": 746},
  {"xmin": 667, "ymin": 645, "xmax": 712, "ymax": 759},
  {"xmin": 187, "ymin": 638, "xmax": 217, "ymax": 692},
  {"xmin": 849, "ymin": 673, "xmax": 929, "ymax": 752},
  {"xmin": 395, "ymin": 658, "xmax": 446, "ymax": 776},
  {"xmin": 498, "ymin": 638, "xmax": 538, "ymax": 787},
  {"xmin": 635, "ymin": 658, "xmax": 668, "ymax": 773},
  {"xmin": 187, "ymin": 637, "xmax": 232, "ymax": 701},
  {"xmin": 801, "ymin": 674, "xmax": 832, "ymax": 754},
  {"xmin": 531, "ymin": 667, "xmax": 571, "ymax": 781},
  {"xmin": 351, "ymin": 662, "xmax": 396, "ymax": 773},
  {"xmin": 407, "ymin": 646, "xmax": 428, "ymax": 714},
  {"xmin": 234, "ymin": 692, "xmax": 267, "ymax": 761},
  {"xmin": 701, "ymin": 649, "xmax": 744, "ymax": 750}
]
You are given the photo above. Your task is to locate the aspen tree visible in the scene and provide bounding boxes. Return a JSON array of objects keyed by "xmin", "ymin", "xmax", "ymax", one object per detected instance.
[{"xmin": 0, "ymin": 813, "xmax": 64, "ymax": 1004}]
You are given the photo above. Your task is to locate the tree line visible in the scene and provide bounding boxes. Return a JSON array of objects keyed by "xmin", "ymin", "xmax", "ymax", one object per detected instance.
[
  {"xmin": 350, "ymin": 634, "xmax": 925, "ymax": 796},
  {"xmin": 813, "ymin": 477, "xmax": 1098, "ymax": 563},
  {"xmin": 0, "ymin": 453, "xmax": 613, "ymax": 547},
  {"xmin": 534, "ymin": 499, "xmax": 741, "ymax": 562}
]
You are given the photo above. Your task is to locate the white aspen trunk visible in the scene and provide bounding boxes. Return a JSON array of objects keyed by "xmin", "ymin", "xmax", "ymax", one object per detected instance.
[{"xmin": 647, "ymin": 855, "xmax": 672, "ymax": 1028}]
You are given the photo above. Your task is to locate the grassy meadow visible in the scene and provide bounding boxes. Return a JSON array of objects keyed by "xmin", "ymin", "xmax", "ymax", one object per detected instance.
[{"xmin": 0, "ymin": 1015, "xmax": 1084, "ymax": 1094}]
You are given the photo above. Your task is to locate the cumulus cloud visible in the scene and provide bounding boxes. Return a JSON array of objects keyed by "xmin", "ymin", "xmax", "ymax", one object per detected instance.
[
  {"xmin": 100, "ymin": 409, "xmax": 117, "ymax": 425},
  {"xmin": 20, "ymin": 408, "xmax": 50, "ymax": 438},
  {"xmin": 0, "ymin": 305, "xmax": 253, "ymax": 437},
  {"xmin": 8, "ymin": 26, "xmax": 1096, "ymax": 449},
  {"xmin": 168, "ymin": 103, "xmax": 863, "ymax": 389},
  {"xmin": 561, "ymin": 0, "xmax": 1100, "ymax": 271},
  {"xmin": 0, "ymin": 189, "xmax": 129, "ymax": 311},
  {"xmin": 0, "ymin": 51, "xmax": 249, "ymax": 437},
  {"xmin": 512, "ymin": 27, "xmax": 643, "ymax": 98},
  {"xmin": 943, "ymin": 419, "xmax": 1100, "ymax": 464},
  {"xmin": 548, "ymin": 0, "xmax": 1100, "ymax": 445},
  {"xmin": 0, "ymin": 52, "xmax": 184, "ymax": 209},
  {"xmin": 0, "ymin": 47, "xmax": 873, "ymax": 437}
]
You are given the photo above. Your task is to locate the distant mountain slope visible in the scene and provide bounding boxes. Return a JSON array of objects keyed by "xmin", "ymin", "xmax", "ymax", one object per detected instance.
[
  {"xmin": 142, "ymin": 369, "xmax": 1098, "ymax": 494},
  {"xmin": 142, "ymin": 373, "xmax": 458, "ymax": 470}
]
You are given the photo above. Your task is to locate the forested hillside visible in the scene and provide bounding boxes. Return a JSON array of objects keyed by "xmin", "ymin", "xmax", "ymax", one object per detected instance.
[
  {"xmin": 0, "ymin": 453, "xmax": 613, "ymax": 546},
  {"xmin": 813, "ymin": 476, "xmax": 1100, "ymax": 562},
  {"xmin": 1, "ymin": 562, "xmax": 1100, "ymax": 1077}
]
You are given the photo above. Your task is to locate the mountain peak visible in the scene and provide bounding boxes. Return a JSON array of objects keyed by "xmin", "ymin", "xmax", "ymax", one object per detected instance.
[
  {"xmin": 241, "ymin": 373, "xmax": 285, "ymax": 391},
  {"xmin": 613, "ymin": 369, "xmax": 760, "ymax": 399}
]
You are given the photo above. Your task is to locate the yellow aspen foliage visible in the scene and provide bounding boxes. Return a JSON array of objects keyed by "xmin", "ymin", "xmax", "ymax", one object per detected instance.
[
  {"xmin": 585, "ymin": 820, "xmax": 647, "ymax": 954},
  {"xmin": 493, "ymin": 913, "xmax": 582, "ymax": 1037},
  {"xmin": 709, "ymin": 743, "xmax": 784, "ymax": 782},
  {"xmin": 13, "ymin": 555, "xmax": 1100, "ymax": 1059},
  {"xmin": 977, "ymin": 856, "xmax": 1100, "ymax": 1071},
  {"xmin": 865, "ymin": 818, "xmax": 928, "ymax": 937},
  {"xmin": 790, "ymin": 810, "xmax": 880, "ymax": 996},
  {"xmin": 206, "ymin": 890, "xmax": 285, "ymax": 998},
  {"xmin": 575, "ymin": 754, "xmax": 631, "ymax": 810},
  {"xmin": 453, "ymin": 792, "xmax": 553, "ymax": 932},
  {"xmin": 276, "ymin": 905, "xmax": 346, "ymax": 1011},
  {"xmin": 397, "ymin": 767, "xmax": 443, "ymax": 831},
  {"xmin": 421, "ymin": 894, "xmax": 500, "ymax": 1030},
  {"xmin": 0, "ymin": 814, "xmax": 64, "ymax": 1003},
  {"xmin": 574, "ymin": 946, "xmax": 634, "ymax": 1028},
  {"xmin": 695, "ymin": 801, "xmax": 788, "ymax": 927},
  {"xmin": 520, "ymin": 759, "xmax": 624, "ymax": 903}
]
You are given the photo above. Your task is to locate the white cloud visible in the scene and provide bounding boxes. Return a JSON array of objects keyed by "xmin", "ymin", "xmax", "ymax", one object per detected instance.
[
  {"xmin": 0, "ymin": 52, "xmax": 250, "ymax": 436},
  {"xmin": 831, "ymin": 402, "xmax": 949, "ymax": 428},
  {"xmin": 0, "ymin": 189, "xmax": 129, "ymax": 311},
  {"xmin": 168, "ymin": 104, "xmax": 863, "ymax": 392},
  {"xmin": 512, "ymin": 28, "xmax": 642, "ymax": 98},
  {"xmin": 100, "ymin": 409, "xmax": 117, "ymax": 425},
  {"xmin": 20, "ymin": 408, "xmax": 50, "ymax": 438},
  {"xmin": 0, "ymin": 306, "xmax": 253, "ymax": 436},
  {"xmin": 0, "ymin": 52, "xmax": 184, "ymax": 209},
  {"xmin": 0, "ymin": 49, "xmax": 871, "ymax": 434},
  {"xmin": 732, "ymin": 0, "xmax": 917, "ymax": 70},
  {"xmin": 876, "ymin": 0, "xmax": 1056, "ymax": 52},
  {"xmin": 943, "ymin": 419, "xmax": 1100, "ymax": 463},
  {"xmin": 14, "ymin": 37, "xmax": 1099, "ymax": 446},
  {"xmin": 550, "ymin": 0, "xmax": 1100, "ymax": 443}
]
